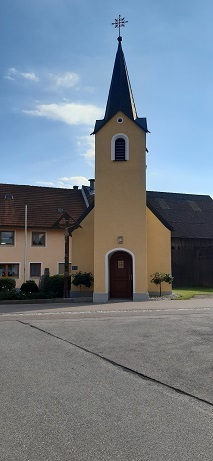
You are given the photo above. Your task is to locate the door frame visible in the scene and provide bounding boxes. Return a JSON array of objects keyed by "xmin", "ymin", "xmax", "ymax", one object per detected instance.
[{"xmin": 105, "ymin": 248, "xmax": 135, "ymax": 296}]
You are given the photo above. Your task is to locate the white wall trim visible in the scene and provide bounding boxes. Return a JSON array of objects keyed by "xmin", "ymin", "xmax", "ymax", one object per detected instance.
[
  {"xmin": 105, "ymin": 248, "xmax": 135, "ymax": 294},
  {"xmin": 0, "ymin": 230, "xmax": 16, "ymax": 248},
  {"xmin": 0, "ymin": 261, "xmax": 20, "ymax": 279},
  {"xmin": 28, "ymin": 261, "xmax": 43, "ymax": 279},
  {"xmin": 111, "ymin": 133, "xmax": 129, "ymax": 161},
  {"xmin": 31, "ymin": 230, "xmax": 47, "ymax": 248}
]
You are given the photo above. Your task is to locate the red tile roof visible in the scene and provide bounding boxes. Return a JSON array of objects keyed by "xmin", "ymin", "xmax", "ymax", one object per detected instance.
[{"xmin": 0, "ymin": 183, "xmax": 87, "ymax": 229}]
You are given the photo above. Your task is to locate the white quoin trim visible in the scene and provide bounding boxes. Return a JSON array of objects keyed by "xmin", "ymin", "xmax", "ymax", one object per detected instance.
[
  {"xmin": 111, "ymin": 133, "xmax": 129, "ymax": 161},
  {"xmin": 105, "ymin": 248, "xmax": 135, "ymax": 294}
]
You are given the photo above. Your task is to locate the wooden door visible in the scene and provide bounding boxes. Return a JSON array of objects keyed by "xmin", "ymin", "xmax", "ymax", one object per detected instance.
[{"xmin": 110, "ymin": 251, "xmax": 133, "ymax": 299}]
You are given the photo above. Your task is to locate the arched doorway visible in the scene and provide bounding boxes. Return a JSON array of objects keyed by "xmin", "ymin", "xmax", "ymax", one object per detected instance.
[{"xmin": 110, "ymin": 251, "xmax": 133, "ymax": 299}]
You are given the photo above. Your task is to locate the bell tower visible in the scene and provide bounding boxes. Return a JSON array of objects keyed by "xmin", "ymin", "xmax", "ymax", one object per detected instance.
[{"xmin": 93, "ymin": 20, "xmax": 149, "ymax": 302}]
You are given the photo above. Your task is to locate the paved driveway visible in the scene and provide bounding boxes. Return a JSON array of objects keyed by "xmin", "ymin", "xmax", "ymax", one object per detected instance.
[{"xmin": 0, "ymin": 299, "xmax": 213, "ymax": 460}]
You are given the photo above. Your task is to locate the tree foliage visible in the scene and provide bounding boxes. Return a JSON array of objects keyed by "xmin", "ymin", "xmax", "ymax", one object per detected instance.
[
  {"xmin": 72, "ymin": 272, "xmax": 94, "ymax": 290},
  {"xmin": 150, "ymin": 272, "xmax": 173, "ymax": 296}
]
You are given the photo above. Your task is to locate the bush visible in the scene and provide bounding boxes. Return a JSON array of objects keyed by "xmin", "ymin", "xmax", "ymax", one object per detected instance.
[
  {"xmin": 20, "ymin": 280, "xmax": 39, "ymax": 294},
  {"xmin": 0, "ymin": 289, "xmax": 24, "ymax": 300},
  {"xmin": 150, "ymin": 272, "xmax": 173, "ymax": 296},
  {"xmin": 0, "ymin": 289, "xmax": 53, "ymax": 301},
  {"xmin": 0, "ymin": 277, "xmax": 16, "ymax": 291},
  {"xmin": 42, "ymin": 274, "xmax": 71, "ymax": 298},
  {"xmin": 72, "ymin": 271, "xmax": 94, "ymax": 290},
  {"xmin": 25, "ymin": 292, "xmax": 50, "ymax": 300}
]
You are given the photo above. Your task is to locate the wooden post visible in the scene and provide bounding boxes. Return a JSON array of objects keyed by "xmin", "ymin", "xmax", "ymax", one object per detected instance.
[{"xmin": 63, "ymin": 225, "xmax": 70, "ymax": 298}]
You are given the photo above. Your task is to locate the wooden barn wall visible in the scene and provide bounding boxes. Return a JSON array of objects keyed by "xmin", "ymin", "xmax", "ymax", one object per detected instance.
[{"xmin": 172, "ymin": 238, "xmax": 213, "ymax": 287}]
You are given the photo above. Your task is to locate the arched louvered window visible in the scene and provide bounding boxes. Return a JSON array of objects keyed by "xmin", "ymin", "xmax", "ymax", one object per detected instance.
[
  {"xmin": 115, "ymin": 138, "xmax": 126, "ymax": 161},
  {"xmin": 111, "ymin": 133, "xmax": 129, "ymax": 161}
]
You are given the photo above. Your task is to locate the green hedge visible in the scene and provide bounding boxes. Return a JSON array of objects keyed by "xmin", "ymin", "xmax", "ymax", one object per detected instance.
[
  {"xmin": 0, "ymin": 278, "xmax": 16, "ymax": 291},
  {"xmin": 0, "ymin": 290, "xmax": 50, "ymax": 301},
  {"xmin": 0, "ymin": 289, "xmax": 22, "ymax": 300},
  {"xmin": 42, "ymin": 274, "xmax": 71, "ymax": 298}
]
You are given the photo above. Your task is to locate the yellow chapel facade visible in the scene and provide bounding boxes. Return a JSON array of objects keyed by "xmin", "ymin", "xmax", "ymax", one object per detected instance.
[{"xmin": 71, "ymin": 36, "xmax": 172, "ymax": 301}]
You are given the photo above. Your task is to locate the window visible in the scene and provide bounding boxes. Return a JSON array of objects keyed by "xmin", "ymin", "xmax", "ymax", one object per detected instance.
[
  {"xmin": 58, "ymin": 263, "xmax": 72, "ymax": 275},
  {"xmin": 32, "ymin": 232, "xmax": 46, "ymax": 246},
  {"xmin": 115, "ymin": 138, "xmax": 126, "ymax": 161},
  {"xmin": 30, "ymin": 263, "xmax": 41, "ymax": 277},
  {"xmin": 111, "ymin": 133, "xmax": 129, "ymax": 161},
  {"xmin": 0, "ymin": 263, "xmax": 19, "ymax": 277},
  {"xmin": 0, "ymin": 231, "xmax": 15, "ymax": 246}
]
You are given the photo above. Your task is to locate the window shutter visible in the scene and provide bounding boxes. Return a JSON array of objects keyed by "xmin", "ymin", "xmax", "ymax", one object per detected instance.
[{"xmin": 115, "ymin": 138, "xmax": 126, "ymax": 161}]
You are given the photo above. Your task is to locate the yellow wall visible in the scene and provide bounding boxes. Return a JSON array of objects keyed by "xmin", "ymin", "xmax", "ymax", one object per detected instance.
[
  {"xmin": 147, "ymin": 208, "xmax": 172, "ymax": 294},
  {"xmin": 0, "ymin": 228, "xmax": 71, "ymax": 288},
  {"xmin": 71, "ymin": 208, "xmax": 94, "ymax": 292},
  {"xmin": 94, "ymin": 112, "xmax": 148, "ymax": 297}
]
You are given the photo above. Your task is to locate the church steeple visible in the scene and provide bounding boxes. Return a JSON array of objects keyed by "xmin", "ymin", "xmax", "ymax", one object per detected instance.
[
  {"xmin": 104, "ymin": 36, "xmax": 137, "ymax": 122},
  {"xmin": 93, "ymin": 35, "xmax": 148, "ymax": 134}
]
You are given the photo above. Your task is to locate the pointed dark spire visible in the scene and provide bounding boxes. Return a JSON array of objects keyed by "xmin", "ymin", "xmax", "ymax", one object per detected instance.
[
  {"xmin": 104, "ymin": 37, "xmax": 137, "ymax": 122},
  {"xmin": 92, "ymin": 37, "xmax": 148, "ymax": 134}
]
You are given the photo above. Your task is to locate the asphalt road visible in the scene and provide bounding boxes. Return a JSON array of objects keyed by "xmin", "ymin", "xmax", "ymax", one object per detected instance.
[{"xmin": 1, "ymin": 299, "xmax": 213, "ymax": 460}]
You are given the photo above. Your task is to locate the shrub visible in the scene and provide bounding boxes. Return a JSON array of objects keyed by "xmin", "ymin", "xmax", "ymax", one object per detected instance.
[
  {"xmin": 0, "ymin": 289, "xmax": 24, "ymax": 300},
  {"xmin": 164, "ymin": 274, "xmax": 174, "ymax": 284},
  {"xmin": 25, "ymin": 292, "xmax": 50, "ymax": 300},
  {"xmin": 72, "ymin": 272, "xmax": 94, "ymax": 290},
  {"xmin": 20, "ymin": 280, "xmax": 39, "ymax": 294},
  {"xmin": 0, "ymin": 277, "xmax": 16, "ymax": 291},
  {"xmin": 150, "ymin": 272, "xmax": 173, "ymax": 296},
  {"xmin": 42, "ymin": 274, "xmax": 71, "ymax": 298}
]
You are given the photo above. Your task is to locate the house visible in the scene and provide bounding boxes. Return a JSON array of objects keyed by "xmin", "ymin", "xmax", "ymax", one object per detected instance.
[
  {"xmin": 1, "ymin": 34, "xmax": 212, "ymax": 297},
  {"xmin": 0, "ymin": 183, "xmax": 87, "ymax": 288}
]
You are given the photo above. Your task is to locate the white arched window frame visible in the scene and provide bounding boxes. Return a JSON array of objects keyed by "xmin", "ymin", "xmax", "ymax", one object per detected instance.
[{"xmin": 111, "ymin": 133, "xmax": 129, "ymax": 161}]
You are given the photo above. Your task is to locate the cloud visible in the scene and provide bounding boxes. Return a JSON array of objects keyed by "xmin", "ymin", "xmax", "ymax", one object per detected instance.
[
  {"xmin": 35, "ymin": 176, "xmax": 89, "ymax": 189},
  {"xmin": 77, "ymin": 135, "xmax": 95, "ymax": 166},
  {"xmin": 35, "ymin": 181, "xmax": 55, "ymax": 187},
  {"xmin": 58, "ymin": 176, "xmax": 89, "ymax": 188},
  {"xmin": 4, "ymin": 67, "xmax": 39, "ymax": 82},
  {"xmin": 21, "ymin": 72, "xmax": 39, "ymax": 81},
  {"xmin": 23, "ymin": 102, "xmax": 103, "ymax": 126},
  {"xmin": 50, "ymin": 72, "xmax": 79, "ymax": 88}
]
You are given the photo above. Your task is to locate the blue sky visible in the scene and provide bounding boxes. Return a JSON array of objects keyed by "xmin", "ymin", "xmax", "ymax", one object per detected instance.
[{"xmin": 1, "ymin": 0, "xmax": 213, "ymax": 196}]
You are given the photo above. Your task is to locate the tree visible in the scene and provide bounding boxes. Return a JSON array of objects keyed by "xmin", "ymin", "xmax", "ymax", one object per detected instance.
[
  {"xmin": 150, "ymin": 272, "xmax": 173, "ymax": 297},
  {"xmin": 72, "ymin": 272, "xmax": 94, "ymax": 292}
]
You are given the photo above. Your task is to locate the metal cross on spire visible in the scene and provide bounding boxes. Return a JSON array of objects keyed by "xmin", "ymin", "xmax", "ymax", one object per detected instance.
[{"xmin": 112, "ymin": 15, "xmax": 128, "ymax": 38}]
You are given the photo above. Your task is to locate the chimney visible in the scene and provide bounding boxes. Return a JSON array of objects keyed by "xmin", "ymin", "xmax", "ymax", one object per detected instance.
[
  {"xmin": 89, "ymin": 179, "xmax": 95, "ymax": 194},
  {"xmin": 73, "ymin": 186, "xmax": 79, "ymax": 190}
]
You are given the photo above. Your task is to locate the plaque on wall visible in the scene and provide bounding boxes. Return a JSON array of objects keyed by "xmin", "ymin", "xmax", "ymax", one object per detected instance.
[{"xmin": 118, "ymin": 260, "xmax": 124, "ymax": 269}]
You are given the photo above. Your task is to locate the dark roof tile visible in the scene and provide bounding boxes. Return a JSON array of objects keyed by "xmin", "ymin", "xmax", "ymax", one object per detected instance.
[{"xmin": 147, "ymin": 191, "xmax": 213, "ymax": 238}]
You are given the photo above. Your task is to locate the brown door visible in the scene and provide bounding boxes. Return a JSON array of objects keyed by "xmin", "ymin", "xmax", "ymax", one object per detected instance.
[{"xmin": 110, "ymin": 251, "xmax": 133, "ymax": 299}]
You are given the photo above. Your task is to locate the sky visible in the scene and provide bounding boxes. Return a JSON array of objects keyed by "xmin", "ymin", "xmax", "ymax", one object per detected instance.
[{"xmin": 1, "ymin": 0, "xmax": 213, "ymax": 196}]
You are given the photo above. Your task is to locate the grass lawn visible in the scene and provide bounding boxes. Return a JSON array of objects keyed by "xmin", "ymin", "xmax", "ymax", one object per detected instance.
[{"xmin": 173, "ymin": 287, "xmax": 213, "ymax": 300}]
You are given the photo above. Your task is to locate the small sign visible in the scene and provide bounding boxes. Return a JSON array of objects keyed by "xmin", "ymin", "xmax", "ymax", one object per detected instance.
[
  {"xmin": 72, "ymin": 265, "xmax": 78, "ymax": 270},
  {"xmin": 118, "ymin": 260, "xmax": 124, "ymax": 269}
]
